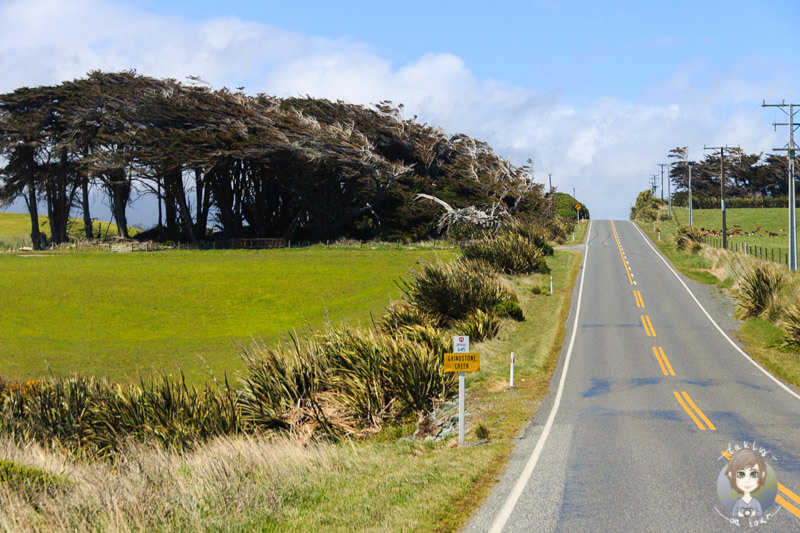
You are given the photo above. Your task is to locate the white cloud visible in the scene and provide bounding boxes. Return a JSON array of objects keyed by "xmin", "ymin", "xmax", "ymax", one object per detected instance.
[{"xmin": 0, "ymin": 0, "xmax": 788, "ymax": 222}]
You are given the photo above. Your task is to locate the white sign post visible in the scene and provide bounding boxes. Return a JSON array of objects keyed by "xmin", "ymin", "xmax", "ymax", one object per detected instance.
[{"xmin": 453, "ymin": 336, "xmax": 469, "ymax": 447}]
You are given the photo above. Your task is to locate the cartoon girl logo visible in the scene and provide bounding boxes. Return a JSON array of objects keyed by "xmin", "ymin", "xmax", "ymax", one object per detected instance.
[{"xmin": 716, "ymin": 447, "xmax": 779, "ymax": 522}]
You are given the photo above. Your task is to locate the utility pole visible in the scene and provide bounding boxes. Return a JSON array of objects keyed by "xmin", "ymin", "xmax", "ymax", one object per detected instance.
[
  {"xmin": 658, "ymin": 163, "xmax": 669, "ymax": 212},
  {"xmin": 704, "ymin": 144, "xmax": 739, "ymax": 250},
  {"xmin": 763, "ymin": 100, "xmax": 799, "ymax": 271},
  {"xmin": 548, "ymin": 173, "xmax": 552, "ymax": 194},
  {"xmin": 688, "ymin": 162, "xmax": 693, "ymax": 227},
  {"xmin": 669, "ymin": 147, "xmax": 692, "ymax": 226}
]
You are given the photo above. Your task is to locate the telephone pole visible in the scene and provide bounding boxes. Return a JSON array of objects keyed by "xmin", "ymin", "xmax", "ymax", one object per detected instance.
[
  {"xmin": 658, "ymin": 163, "xmax": 670, "ymax": 214},
  {"xmin": 762, "ymin": 100, "xmax": 798, "ymax": 271},
  {"xmin": 703, "ymin": 144, "xmax": 739, "ymax": 251},
  {"xmin": 548, "ymin": 173, "xmax": 552, "ymax": 194}
]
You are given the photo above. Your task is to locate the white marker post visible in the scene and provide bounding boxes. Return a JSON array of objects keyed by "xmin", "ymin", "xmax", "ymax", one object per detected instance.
[
  {"xmin": 453, "ymin": 335, "xmax": 469, "ymax": 447},
  {"xmin": 510, "ymin": 352, "xmax": 515, "ymax": 387},
  {"xmin": 550, "ymin": 276, "xmax": 553, "ymax": 294}
]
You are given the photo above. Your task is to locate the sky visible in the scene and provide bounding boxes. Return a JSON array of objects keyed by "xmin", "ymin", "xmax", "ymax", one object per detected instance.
[{"xmin": 1, "ymin": 0, "xmax": 798, "ymax": 224}]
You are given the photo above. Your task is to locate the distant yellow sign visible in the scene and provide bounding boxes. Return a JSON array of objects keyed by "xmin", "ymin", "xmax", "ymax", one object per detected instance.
[
  {"xmin": 575, "ymin": 203, "xmax": 581, "ymax": 211},
  {"xmin": 444, "ymin": 352, "xmax": 480, "ymax": 372}
]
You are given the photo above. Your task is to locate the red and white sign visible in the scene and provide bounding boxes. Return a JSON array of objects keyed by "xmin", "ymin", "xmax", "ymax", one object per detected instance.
[{"xmin": 453, "ymin": 336, "xmax": 470, "ymax": 353}]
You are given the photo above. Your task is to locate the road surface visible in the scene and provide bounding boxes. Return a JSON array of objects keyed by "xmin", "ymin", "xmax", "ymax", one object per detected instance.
[{"xmin": 466, "ymin": 219, "xmax": 800, "ymax": 532}]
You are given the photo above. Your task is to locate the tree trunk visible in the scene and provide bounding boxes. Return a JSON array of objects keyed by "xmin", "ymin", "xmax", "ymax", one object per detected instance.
[
  {"xmin": 26, "ymin": 174, "xmax": 42, "ymax": 250},
  {"xmin": 105, "ymin": 169, "xmax": 130, "ymax": 239},
  {"xmin": 81, "ymin": 177, "xmax": 93, "ymax": 239}
]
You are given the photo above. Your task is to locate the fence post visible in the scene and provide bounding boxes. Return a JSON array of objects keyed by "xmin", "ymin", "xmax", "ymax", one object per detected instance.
[
  {"xmin": 772, "ymin": 248, "xmax": 774, "ymax": 263},
  {"xmin": 779, "ymin": 248, "xmax": 782, "ymax": 264}
]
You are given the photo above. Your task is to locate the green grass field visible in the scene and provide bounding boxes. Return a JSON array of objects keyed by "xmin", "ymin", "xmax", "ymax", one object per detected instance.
[
  {"xmin": 0, "ymin": 211, "xmax": 135, "ymax": 248},
  {"xmin": 0, "ymin": 247, "xmax": 455, "ymax": 384},
  {"xmin": 672, "ymin": 206, "xmax": 800, "ymax": 259}
]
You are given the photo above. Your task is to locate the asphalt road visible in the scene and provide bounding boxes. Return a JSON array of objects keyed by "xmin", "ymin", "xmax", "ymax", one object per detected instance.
[{"xmin": 465, "ymin": 219, "xmax": 800, "ymax": 532}]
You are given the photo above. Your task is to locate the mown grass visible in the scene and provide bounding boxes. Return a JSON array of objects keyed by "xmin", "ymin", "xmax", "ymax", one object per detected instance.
[
  {"xmin": 637, "ymin": 211, "xmax": 800, "ymax": 391},
  {"xmin": 672, "ymin": 206, "xmax": 800, "ymax": 259},
  {"xmin": 0, "ymin": 212, "xmax": 135, "ymax": 248},
  {"xmin": 0, "ymin": 248, "xmax": 455, "ymax": 384},
  {"xmin": 0, "ymin": 247, "xmax": 582, "ymax": 532}
]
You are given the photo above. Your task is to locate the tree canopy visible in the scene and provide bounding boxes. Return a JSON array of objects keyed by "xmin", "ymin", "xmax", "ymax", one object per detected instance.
[{"xmin": 0, "ymin": 71, "xmax": 565, "ymax": 248}]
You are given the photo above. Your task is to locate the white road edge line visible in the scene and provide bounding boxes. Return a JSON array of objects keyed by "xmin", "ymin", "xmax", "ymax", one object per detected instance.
[
  {"xmin": 631, "ymin": 222, "xmax": 800, "ymax": 403},
  {"xmin": 488, "ymin": 220, "xmax": 593, "ymax": 533}
]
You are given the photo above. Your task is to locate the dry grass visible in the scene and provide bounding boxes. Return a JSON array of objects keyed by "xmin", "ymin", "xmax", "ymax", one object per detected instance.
[{"xmin": 0, "ymin": 435, "xmax": 336, "ymax": 532}]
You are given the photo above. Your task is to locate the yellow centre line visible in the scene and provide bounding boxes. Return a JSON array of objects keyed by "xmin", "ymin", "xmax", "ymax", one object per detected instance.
[
  {"xmin": 681, "ymin": 391, "xmax": 716, "ymax": 430},
  {"xmin": 611, "ymin": 221, "xmax": 633, "ymax": 285},
  {"xmin": 674, "ymin": 391, "xmax": 706, "ymax": 429},
  {"xmin": 720, "ymin": 450, "xmax": 800, "ymax": 518},
  {"xmin": 652, "ymin": 347, "xmax": 675, "ymax": 376},
  {"xmin": 641, "ymin": 315, "xmax": 656, "ymax": 336},
  {"xmin": 658, "ymin": 346, "xmax": 675, "ymax": 376},
  {"xmin": 674, "ymin": 391, "xmax": 715, "ymax": 430},
  {"xmin": 633, "ymin": 290, "xmax": 644, "ymax": 308}
]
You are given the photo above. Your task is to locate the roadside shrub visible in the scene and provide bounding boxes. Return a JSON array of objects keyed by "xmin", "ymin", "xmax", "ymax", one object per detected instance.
[
  {"xmin": 658, "ymin": 212, "xmax": 671, "ymax": 221},
  {"xmin": 781, "ymin": 304, "xmax": 800, "ymax": 348},
  {"xmin": 446, "ymin": 222, "xmax": 491, "ymax": 242},
  {"xmin": 501, "ymin": 221, "xmax": 554, "ymax": 256},
  {"xmin": 380, "ymin": 299, "xmax": 440, "ymax": 332},
  {"xmin": 630, "ymin": 190, "xmax": 659, "ymax": 222},
  {"xmin": 736, "ymin": 265, "xmax": 783, "ymax": 319},
  {"xmin": 0, "ymin": 459, "xmax": 72, "ymax": 498},
  {"xmin": 453, "ymin": 309, "xmax": 501, "ymax": 342},
  {"xmin": 462, "ymin": 233, "xmax": 550, "ymax": 274},
  {"xmin": 240, "ymin": 325, "xmax": 457, "ymax": 439},
  {"xmin": 495, "ymin": 300, "xmax": 524, "ymax": 321},
  {"xmin": 0, "ymin": 374, "xmax": 243, "ymax": 456},
  {"xmin": 675, "ymin": 225, "xmax": 702, "ymax": 251},
  {"xmin": 399, "ymin": 259, "xmax": 516, "ymax": 322},
  {"xmin": 474, "ymin": 420, "xmax": 490, "ymax": 440}
]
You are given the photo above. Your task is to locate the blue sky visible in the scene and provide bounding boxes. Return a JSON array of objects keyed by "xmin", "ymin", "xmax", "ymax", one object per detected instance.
[{"xmin": 1, "ymin": 0, "xmax": 798, "ymax": 223}]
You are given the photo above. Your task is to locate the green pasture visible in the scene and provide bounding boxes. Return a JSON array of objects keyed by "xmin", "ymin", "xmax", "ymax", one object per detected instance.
[
  {"xmin": 0, "ymin": 212, "xmax": 135, "ymax": 248},
  {"xmin": 0, "ymin": 247, "xmax": 455, "ymax": 384},
  {"xmin": 672, "ymin": 206, "xmax": 800, "ymax": 258}
]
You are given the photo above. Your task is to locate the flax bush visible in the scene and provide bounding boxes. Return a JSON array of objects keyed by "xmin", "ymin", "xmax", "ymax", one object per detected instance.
[
  {"xmin": 380, "ymin": 299, "xmax": 440, "ymax": 332},
  {"xmin": 780, "ymin": 303, "xmax": 800, "ymax": 348},
  {"xmin": 736, "ymin": 265, "xmax": 783, "ymax": 319},
  {"xmin": 452, "ymin": 309, "xmax": 501, "ymax": 342},
  {"xmin": 674, "ymin": 225, "xmax": 703, "ymax": 252},
  {"xmin": 239, "ymin": 324, "xmax": 457, "ymax": 439},
  {"xmin": 399, "ymin": 259, "xmax": 516, "ymax": 322},
  {"xmin": 461, "ymin": 232, "xmax": 550, "ymax": 275},
  {"xmin": 0, "ymin": 374, "xmax": 243, "ymax": 457}
]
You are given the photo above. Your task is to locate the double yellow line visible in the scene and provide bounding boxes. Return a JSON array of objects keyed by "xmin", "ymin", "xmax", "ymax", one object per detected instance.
[
  {"xmin": 673, "ymin": 391, "xmax": 716, "ymax": 431},
  {"xmin": 641, "ymin": 315, "xmax": 656, "ymax": 336},
  {"xmin": 633, "ymin": 290, "xmax": 644, "ymax": 308},
  {"xmin": 652, "ymin": 346, "xmax": 675, "ymax": 376},
  {"xmin": 720, "ymin": 450, "xmax": 800, "ymax": 519}
]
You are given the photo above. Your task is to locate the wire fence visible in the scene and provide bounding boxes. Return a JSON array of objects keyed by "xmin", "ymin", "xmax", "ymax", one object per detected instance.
[{"xmin": 702, "ymin": 235, "xmax": 791, "ymax": 267}]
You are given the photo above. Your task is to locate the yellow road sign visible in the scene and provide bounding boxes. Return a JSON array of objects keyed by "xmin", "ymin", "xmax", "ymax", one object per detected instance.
[
  {"xmin": 444, "ymin": 352, "xmax": 480, "ymax": 372},
  {"xmin": 575, "ymin": 203, "xmax": 581, "ymax": 210}
]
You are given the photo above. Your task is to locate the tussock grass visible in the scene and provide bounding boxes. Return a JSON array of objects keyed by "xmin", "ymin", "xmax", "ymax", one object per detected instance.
[
  {"xmin": 462, "ymin": 232, "xmax": 550, "ymax": 274},
  {"xmin": 736, "ymin": 265, "xmax": 783, "ymax": 319},
  {"xmin": 399, "ymin": 259, "xmax": 515, "ymax": 322}
]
